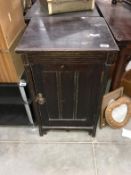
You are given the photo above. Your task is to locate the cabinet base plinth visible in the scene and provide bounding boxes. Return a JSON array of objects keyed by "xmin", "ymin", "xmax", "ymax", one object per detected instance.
[{"xmin": 41, "ymin": 126, "xmax": 95, "ymax": 137}]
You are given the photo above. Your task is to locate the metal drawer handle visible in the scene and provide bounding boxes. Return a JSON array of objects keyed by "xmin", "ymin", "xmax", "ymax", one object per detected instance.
[{"xmin": 35, "ymin": 93, "xmax": 46, "ymax": 105}]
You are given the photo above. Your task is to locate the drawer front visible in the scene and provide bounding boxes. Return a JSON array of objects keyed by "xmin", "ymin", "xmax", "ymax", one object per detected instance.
[
  {"xmin": 31, "ymin": 62, "xmax": 104, "ymax": 127},
  {"xmin": 28, "ymin": 52, "xmax": 107, "ymax": 65}
]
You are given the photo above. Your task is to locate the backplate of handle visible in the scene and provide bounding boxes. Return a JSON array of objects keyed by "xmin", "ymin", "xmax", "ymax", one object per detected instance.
[{"xmin": 35, "ymin": 93, "xmax": 46, "ymax": 105}]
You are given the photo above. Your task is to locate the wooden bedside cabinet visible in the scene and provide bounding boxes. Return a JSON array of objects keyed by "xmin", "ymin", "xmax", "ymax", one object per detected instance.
[{"xmin": 16, "ymin": 17, "xmax": 118, "ymax": 136}]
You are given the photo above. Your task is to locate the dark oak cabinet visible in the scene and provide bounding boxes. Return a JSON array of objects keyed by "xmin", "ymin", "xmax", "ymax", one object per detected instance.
[{"xmin": 16, "ymin": 17, "xmax": 118, "ymax": 136}]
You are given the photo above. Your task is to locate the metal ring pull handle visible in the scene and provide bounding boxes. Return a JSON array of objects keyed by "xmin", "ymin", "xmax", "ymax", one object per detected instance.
[{"xmin": 35, "ymin": 93, "xmax": 46, "ymax": 105}]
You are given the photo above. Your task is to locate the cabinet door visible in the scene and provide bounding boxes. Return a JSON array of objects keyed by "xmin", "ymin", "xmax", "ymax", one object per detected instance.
[{"xmin": 31, "ymin": 63, "xmax": 104, "ymax": 127}]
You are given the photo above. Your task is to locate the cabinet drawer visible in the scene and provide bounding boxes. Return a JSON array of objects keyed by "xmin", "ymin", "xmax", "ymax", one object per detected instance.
[
  {"xmin": 28, "ymin": 52, "xmax": 107, "ymax": 65},
  {"xmin": 31, "ymin": 63, "xmax": 104, "ymax": 71}
]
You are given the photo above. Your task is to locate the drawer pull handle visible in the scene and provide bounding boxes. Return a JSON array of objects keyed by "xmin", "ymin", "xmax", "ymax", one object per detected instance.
[{"xmin": 35, "ymin": 93, "xmax": 46, "ymax": 105}]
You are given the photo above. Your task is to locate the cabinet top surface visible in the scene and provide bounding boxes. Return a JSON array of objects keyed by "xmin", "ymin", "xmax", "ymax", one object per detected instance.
[
  {"xmin": 16, "ymin": 17, "xmax": 118, "ymax": 52},
  {"xmin": 25, "ymin": 0, "xmax": 100, "ymax": 20},
  {"xmin": 96, "ymin": 0, "xmax": 131, "ymax": 42}
]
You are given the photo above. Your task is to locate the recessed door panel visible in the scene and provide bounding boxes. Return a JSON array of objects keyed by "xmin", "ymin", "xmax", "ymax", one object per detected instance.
[
  {"xmin": 31, "ymin": 63, "xmax": 103, "ymax": 127},
  {"xmin": 77, "ymin": 65, "xmax": 102, "ymax": 125}
]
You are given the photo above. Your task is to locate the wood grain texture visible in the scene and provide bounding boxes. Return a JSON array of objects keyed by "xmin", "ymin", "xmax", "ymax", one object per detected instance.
[
  {"xmin": 0, "ymin": 52, "xmax": 17, "ymax": 82},
  {"xmin": 0, "ymin": 50, "xmax": 24, "ymax": 83},
  {"xmin": 0, "ymin": 32, "xmax": 24, "ymax": 83},
  {"xmin": 0, "ymin": 0, "xmax": 25, "ymax": 82},
  {"xmin": 0, "ymin": 0, "xmax": 26, "ymax": 49},
  {"xmin": 100, "ymin": 87, "xmax": 123, "ymax": 127}
]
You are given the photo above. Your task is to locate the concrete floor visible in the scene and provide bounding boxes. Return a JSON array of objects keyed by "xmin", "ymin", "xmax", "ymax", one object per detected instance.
[{"xmin": 0, "ymin": 121, "xmax": 131, "ymax": 175}]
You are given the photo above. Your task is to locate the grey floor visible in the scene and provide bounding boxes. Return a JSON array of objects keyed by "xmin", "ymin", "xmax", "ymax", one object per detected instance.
[{"xmin": 0, "ymin": 121, "xmax": 131, "ymax": 175}]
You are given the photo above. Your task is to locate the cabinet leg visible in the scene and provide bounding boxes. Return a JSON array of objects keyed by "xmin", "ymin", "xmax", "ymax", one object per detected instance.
[
  {"xmin": 92, "ymin": 131, "xmax": 96, "ymax": 137},
  {"xmin": 39, "ymin": 128, "xmax": 48, "ymax": 136},
  {"xmin": 43, "ymin": 130, "xmax": 48, "ymax": 135},
  {"xmin": 39, "ymin": 127, "xmax": 44, "ymax": 136},
  {"xmin": 65, "ymin": 129, "xmax": 70, "ymax": 132},
  {"xmin": 88, "ymin": 130, "xmax": 94, "ymax": 137},
  {"xmin": 92, "ymin": 127, "xmax": 97, "ymax": 137}
]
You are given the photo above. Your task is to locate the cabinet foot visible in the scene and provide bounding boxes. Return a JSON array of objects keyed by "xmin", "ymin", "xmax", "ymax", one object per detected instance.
[
  {"xmin": 43, "ymin": 130, "xmax": 48, "ymax": 136},
  {"xmin": 39, "ymin": 127, "xmax": 44, "ymax": 136},
  {"xmin": 39, "ymin": 130, "xmax": 48, "ymax": 136},
  {"xmin": 91, "ymin": 129, "xmax": 96, "ymax": 137},
  {"xmin": 65, "ymin": 129, "xmax": 70, "ymax": 132}
]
